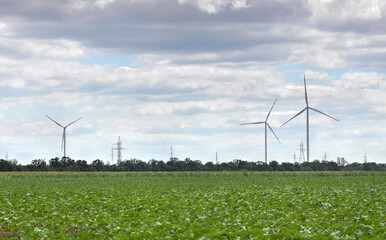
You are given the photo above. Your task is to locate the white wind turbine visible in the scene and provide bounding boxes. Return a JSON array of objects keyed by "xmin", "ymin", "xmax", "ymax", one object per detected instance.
[
  {"xmin": 46, "ymin": 115, "xmax": 84, "ymax": 158},
  {"xmin": 281, "ymin": 75, "xmax": 338, "ymax": 162},
  {"xmin": 241, "ymin": 99, "xmax": 281, "ymax": 164}
]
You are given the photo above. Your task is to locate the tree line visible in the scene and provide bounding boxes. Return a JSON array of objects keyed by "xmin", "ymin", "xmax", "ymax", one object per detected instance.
[{"xmin": 0, "ymin": 157, "xmax": 385, "ymax": 172}]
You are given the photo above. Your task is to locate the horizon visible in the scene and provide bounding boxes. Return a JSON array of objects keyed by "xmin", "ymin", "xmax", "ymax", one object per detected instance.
[
  {"xmin": 1, "ymin": 0, "xmax": 385, "ymax": 164},
  {"xmin": 2, "ymin": 153, "xmax": 384, "ymax": 166}
]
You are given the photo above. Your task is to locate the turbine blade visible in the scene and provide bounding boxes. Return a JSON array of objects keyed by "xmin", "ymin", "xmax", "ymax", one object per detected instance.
[
  {"xmin": 240, "ymin": 121, "xmax": 265, "ymax": 125},
  {"xmin": 46, "ymin": 115, "xmax": 64, "ymax": 128},
  {"xmin": 65, "ymin": 116, "xmax": 84, "ymax": 127},
  {"xmin": 280, "ymin": 108, "xmax": 307, "ymax": 127},
  {"xmin": 309, "ymin": 107, "xmax": 339, "ymax": 121},
  {"xmin": 266, "ymin": 98, "xmax": 278, "ymax": 121},
  {"xmin": 304, "ymin": 74, "xmax": 309, "ymax": 107},
  {"xmin": 267, "ymin": 123, "xmax": 281, "ymax": 143}
]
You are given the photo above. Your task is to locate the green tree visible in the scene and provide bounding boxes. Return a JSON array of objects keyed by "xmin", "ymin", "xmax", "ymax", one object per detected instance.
[
  {"xmin": 0, "ymin": 159, "xmax": 14, "ymax": 171},
  {"xmin": 92, "ymin": 159, "xmax": 105, "ymax": 171},
  {"xmin": 31, "ymin": 159, "xmax": 47, "ymax": 171},
  {"xmin": 281, "ymin": 162, "xmax": 295, "ymax": 171},
  {"xmin": 269, "ymin": 161, "xmax": 280, "ymax": 171},
  {"xmin": 49, "ymin": 157, "xmax": 62, "ymax": 171},
  {"xmin": 76, "ymin": 160, "xmax": 89, "ymax": 171}
]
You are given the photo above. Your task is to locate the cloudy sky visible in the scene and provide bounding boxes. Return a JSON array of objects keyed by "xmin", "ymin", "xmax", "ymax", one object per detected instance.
[{"xmin": 1, "ymin": 0, "xmax": 385, "ymax": 164}]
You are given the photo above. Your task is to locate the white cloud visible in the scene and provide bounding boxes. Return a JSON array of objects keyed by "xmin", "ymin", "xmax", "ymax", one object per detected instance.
[
  {"xmin": 299, "ymin": 47, "xmax": 347, "ymax": 69},
  {"xmin": 68, "ymin": 0, "xmax": 89, "ymax": 10},
  {"xmin": 136, "ymin": 99, "xmax": 249, "ymax": 116},
  {"xmin": 80, "ymin": 105, "xmax": 118, "ymax": 113},
  {"xmin": 193, "ymin": 0, "xmax": 227, "ymax": 14},
  {"xmin": 0, "ymin": 22, "xmax": 13, "ymax": 37},
  {"xmin": 0, "ymin": 92, "xmax": 80, "ymax": 110},
  {"xmin": 35, "ymin": 92, "xmax": 80, "ymax": 108},
  {"xmin": 178, "ymin": 0, "xmax": 251, "ymax": 14},
  {"xmin": 307, "ymin": 0, "xmax": 385, "ymax": 20},
  {"xmin": 0, "ymin": 38, "xmax": 85, "ymax": 59},
  {"xmin": 372, "ymin": 105, "xmax": 386, "ymax": 114},
  {"xmin": 304, "ymin": 70, "xmax": 329, "ymax": 80},
  {"xmin": 333, "ymin": 72, "xmax": 383, "ymax": 89},
  {"xmin": 231, "ymin": 0, "xmax": 250, "ymax": 10},
  {"xmin": 186, "ymin": 53, "xmax": 219, "ymax": 61},
  {"xmin": 95, "ymin": 0, "xmax": 115, "ymax": 9},
  {"xmin": 0, "ymin": 78, "xmax": 26, "ymax": 88}
]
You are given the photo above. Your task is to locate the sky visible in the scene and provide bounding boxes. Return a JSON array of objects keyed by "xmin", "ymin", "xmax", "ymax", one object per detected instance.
[{"xmin": 1, "ymin": 0, "xmax": 386, "ymax": 165}]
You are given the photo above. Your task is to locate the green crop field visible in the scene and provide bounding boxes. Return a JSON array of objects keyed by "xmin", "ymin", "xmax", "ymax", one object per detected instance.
[{"xmin": 0, "ymin": 172, "xmax": 384, "ymax": 239}]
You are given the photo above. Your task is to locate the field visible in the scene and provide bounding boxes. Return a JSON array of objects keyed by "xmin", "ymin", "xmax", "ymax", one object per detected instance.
[{"xmin": 0, "ymin": 172, "xmax": 384, "ymax": 239}]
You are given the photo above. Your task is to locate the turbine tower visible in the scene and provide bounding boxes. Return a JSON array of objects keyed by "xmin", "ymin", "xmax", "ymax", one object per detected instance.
[
  {"xmin": 241, "ymin": 99, "xmax": 281, "ymax": 164},
  {"xmin": 170, "ymin": 145, "xmax": 174, "ymax": 160},
  {"xmin": 281, "ymin": 75, "xmax": 338, "ymax": 162},
  {"xmin": 46, "ymin": 115, "xmax": 84, "ymax": 158}
]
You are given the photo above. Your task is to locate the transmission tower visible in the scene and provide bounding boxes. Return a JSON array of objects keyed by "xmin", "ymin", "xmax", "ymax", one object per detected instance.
[
  {"xmin": 323, "ymin": 152, "xmax": 327, "ymax": 161},
  {"xmin": 215, "ymin": 151, "xmax": 218, "ymax": 164},
  {"xmin": 5, "ymin": 152, "xmax": 9, "ymax": 161},
  {"xmin": 114, "ymin": 136, "xmax": 125, "ymax": 164},
  {"xmin": 364, "ymin": 152, "xmax": 367, "ymax": 163},
  {"xmin": 293, "ymin": 152, "xmax": 297, "ymax": 163},
  {"xmin": 297, "ymin": 139, "xmax": 306, "ymax": 163}
]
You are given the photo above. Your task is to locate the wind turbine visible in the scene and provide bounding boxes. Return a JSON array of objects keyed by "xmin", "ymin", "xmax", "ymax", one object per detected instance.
[
  {"xmin": 281, "ymin": 75, "xmax": 338, "ymax": 162},
  {"xmin": 46, "ymin": 115, "xmax": 84, "ymax": 158},
  {"xmin": 241, "ymin": 99, "xmax": 281, "ymax": 164}
]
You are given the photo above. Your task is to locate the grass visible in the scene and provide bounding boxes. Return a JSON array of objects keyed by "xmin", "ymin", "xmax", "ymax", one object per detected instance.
[{"xmin": 0, "ymin": 171, "xmax": 384, "ymax": 239}]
